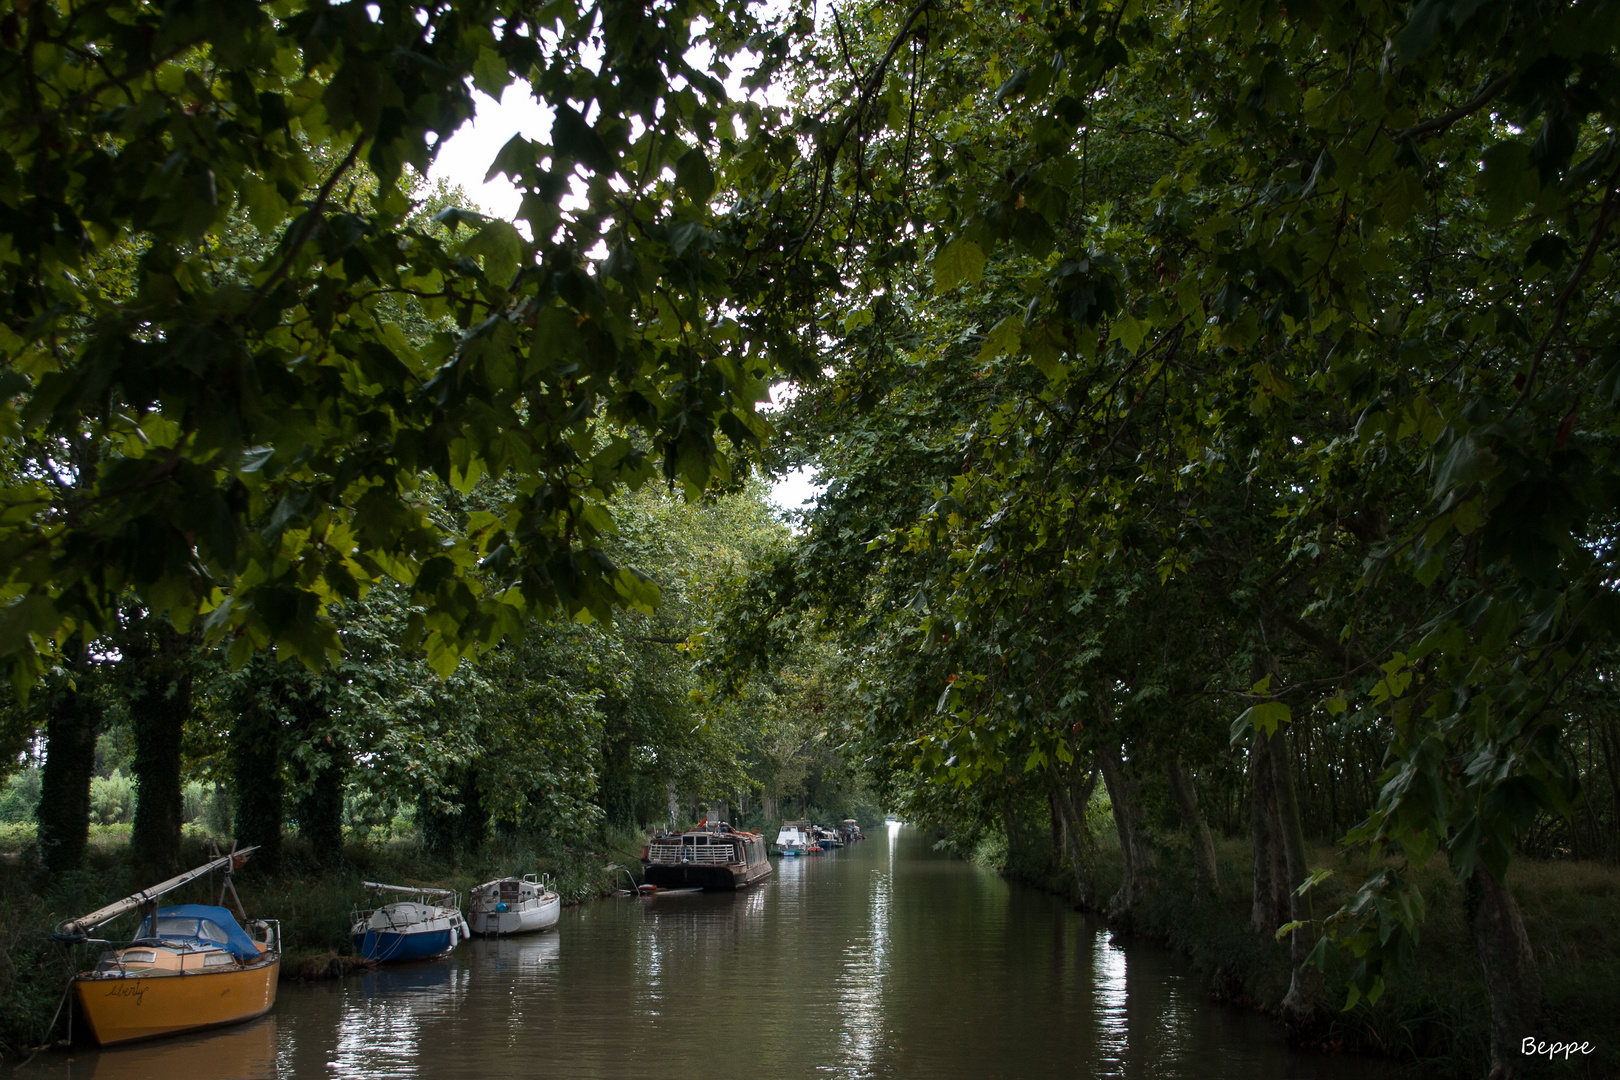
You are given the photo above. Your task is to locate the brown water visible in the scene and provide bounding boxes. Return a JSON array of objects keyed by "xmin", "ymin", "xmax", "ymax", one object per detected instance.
[{"xmin": 25, "ymin": 825, "xmax": 1400, "ymax": 1079}]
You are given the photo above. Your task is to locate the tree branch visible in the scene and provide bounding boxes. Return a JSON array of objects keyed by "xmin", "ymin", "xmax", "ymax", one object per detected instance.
[{"xmin": 1389, "ymin": 75, "xmax": 1512, "ymax": 143}]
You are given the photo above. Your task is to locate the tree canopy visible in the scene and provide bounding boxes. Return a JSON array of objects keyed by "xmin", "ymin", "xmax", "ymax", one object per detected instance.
[{"xmin": 5, "ymin": 0, "xmax": 1620, "ymax": 1073}]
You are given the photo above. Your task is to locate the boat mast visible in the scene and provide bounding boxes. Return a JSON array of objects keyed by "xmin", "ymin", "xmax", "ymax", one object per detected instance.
[
  {"xmin": 53, "ymin": 848, "xmax": 259, "ymax": 941},
  {"xmin": 361, "ymin": 881, "xmax": 457, "ymax": 901}
]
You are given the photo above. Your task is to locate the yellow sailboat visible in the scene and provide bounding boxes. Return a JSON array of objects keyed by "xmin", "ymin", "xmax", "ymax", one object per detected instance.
[{"xmin": 54, "ymin": 848, "xmax": 282, "ymax": 1046}]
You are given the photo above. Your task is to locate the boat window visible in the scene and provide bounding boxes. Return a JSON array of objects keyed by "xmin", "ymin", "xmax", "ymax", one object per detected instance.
[
  {"xmin": 152, "ymin": 917, "xmax": 210, "ymax": 939},
  {"xmin": 121, "ymin": 950, "xmax": 157, "ymax": 964},
  {"xmin": 203, "ymin": 952, "xmax": 237, "ymax": 967}
]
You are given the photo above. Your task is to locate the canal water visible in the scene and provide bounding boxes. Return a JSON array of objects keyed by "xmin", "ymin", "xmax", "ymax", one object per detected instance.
[{"xmin": 25, "ymin": 825, "xmax": 1399, "ymax": 1079}]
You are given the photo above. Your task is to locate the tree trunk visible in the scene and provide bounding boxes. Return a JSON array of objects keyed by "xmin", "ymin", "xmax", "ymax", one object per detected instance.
[
  {"xmin": 231, "ymin": 670, "xmax": 284, "ymax": 873},
  {"xmin": 666, "ymin": 779, "xmax": 679, "ymax": 829},
  {"xmin": 1048, "ymin": 785, "xmax": 1064, "ymax": 871},
  {"xmin": 1248, "ymin": 735, "xmax": 1288, "ymax": 935},
  {"xmin": 298, "ymin": 746, "xmax": 348, "ymax": 868},
  {"xmin": 128, "ymin": 625, "xmax": 194, "ymax": 879},
  {"xmin": 1164, "ymin": 756, "xmax": 1220, "ymax": 897},
  {"xmin": 1048, "ymin": 761, "xmax": 1099, "ymax": 908},
  {"xmin": 1096, "ymin": 742, "xmax": 1156, "ymax": 922},
  {"xmin": 1267, "ymin": 728, "xmax": 1324, "ymax": 1035},
  {"xmin": 1467, "ymin": 864, "xmax": 1544, "ymax": 1080},
  {"xmin": 421, "ymin": 765, "xmax": 487, "ymax": 862},
  {"xmin": 37, "ymin": 642, "xmax": 101, "ymax": 875}
]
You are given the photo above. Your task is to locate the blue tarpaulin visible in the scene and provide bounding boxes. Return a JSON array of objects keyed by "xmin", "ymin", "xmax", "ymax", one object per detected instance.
[{"xmin": 136, "ymin": 904, "xmax": 261, "ymax": 959}]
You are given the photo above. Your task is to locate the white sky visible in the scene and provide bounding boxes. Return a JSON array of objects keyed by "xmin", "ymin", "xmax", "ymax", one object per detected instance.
[{"xmin": 429, "ymin": 79, "xmax": 824, "ymax": 520}]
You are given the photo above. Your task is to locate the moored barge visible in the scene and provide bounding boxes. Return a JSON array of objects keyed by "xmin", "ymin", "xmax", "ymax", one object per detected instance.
[{"xmin": 641, "ymin": 820, "xmax": 771, "ymax": 890}]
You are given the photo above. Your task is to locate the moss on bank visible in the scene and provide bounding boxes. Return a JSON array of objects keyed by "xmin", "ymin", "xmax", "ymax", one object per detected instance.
[
  {"xmin": 985, "ymin": 830, "xmax": 1619, "ymax": 1079},
  {"xmin": 0, "ymin": 827, "xmax": 650, "ymax": 1059}
]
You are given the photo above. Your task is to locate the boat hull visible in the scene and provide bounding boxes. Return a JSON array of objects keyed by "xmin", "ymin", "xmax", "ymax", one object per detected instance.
[
  {"xmin": 470, "ymin": 895, "xmax": 560, "ymax": 936},
  {"xmin": 641, "ymin": 858, "xmax": 772, "ymax": 891},
  {"xmin": 352, "ymin": 926, "xmax": 457, "ymax": 962},
  {"xmin": 73, "ymin": 957, "xmax": 279, "ymax": 1046}
]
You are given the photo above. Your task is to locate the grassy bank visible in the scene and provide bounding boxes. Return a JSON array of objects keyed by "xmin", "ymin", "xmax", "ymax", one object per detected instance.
[
  {"xmin": 0, "ymin": 827, "xmax": 650, "ymax": 1060},
  {"xmin": 987, "ymin": 831, "xmax": 1619, "ymax": 1079}
]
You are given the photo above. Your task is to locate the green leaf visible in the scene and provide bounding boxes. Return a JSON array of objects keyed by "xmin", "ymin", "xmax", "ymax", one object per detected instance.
[
  {"xmin": 1478, "ymin": 142, "xmax": 1539, "ymax": 226},
  {"xmin": 552, "ymin": 104, "xmax": 614, "ymax": 173},
  {"xmin": 0, "ymin": 594, "xmax": 56, "ymax": 658},
  {"xmin": 933, "ymin": 237, "xmax": 986, "ymax": 295},
  {"xmin": 674, "ymin": 146, "xmax": 715, "ymax": 204},
  {"xmin": 1109, "ymin": 312, "xmax": 1147, "ymax": 353},
  {"xmin": 977, "ymin": 315, "xmax": 1023, "ymax": 362},
  {"xmin": 462, "ymin": 220, "xmax": 524, "ymax": 285},
  {"xmin": 472, "ymin": 47, "xmax": 509, "ymax": 98},
  {"xmin": 1431, "ymin": 434, "xmax": 1498, "ymax": 499},
  {"xmin": 1231, "ymin": 699, "xmax": 1291, "ymax": 744}
]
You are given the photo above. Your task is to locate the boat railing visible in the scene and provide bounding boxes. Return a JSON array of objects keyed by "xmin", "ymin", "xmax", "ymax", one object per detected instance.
[
  {"xmin": 646, "ymin": 842, "xmax": 738, "ymax": 865},
  {"xmin": 362, "ymin": 881, "xmax": 457, "ymax": 903},
  {"xmin": 249, "ymin": 919, "xmax": 281, "ymax": 954}
]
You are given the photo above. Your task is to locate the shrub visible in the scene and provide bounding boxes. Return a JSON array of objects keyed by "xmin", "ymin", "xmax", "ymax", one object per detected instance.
[
  {"xmin": 88, "ymin": 769, "xmax": 135, "ymax": 826},
  {"xmin": 0, "ymin": 770, "xmax": 40, "ymax": 825}
]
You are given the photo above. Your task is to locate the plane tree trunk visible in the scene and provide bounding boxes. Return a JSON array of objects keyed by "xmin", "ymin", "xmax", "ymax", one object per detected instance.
[
  {"xmin": 1248, "ymin": 734, "xmax": 1289, "ymax": 935},
  {"xmin": 1267, "ymin": 728, "xmax": 1325, "ymax": 1037},
  {"xmin": 1096, "ymin": 742, "xmax": 1157, "ymax": 924},
  {"xmin": 1468, "ymin": 864, "xmax": 1544, "ymax": 1080},
  {"xmin": 1164, "ymin": 756, "xmax": 1220, "ymax": 897}
]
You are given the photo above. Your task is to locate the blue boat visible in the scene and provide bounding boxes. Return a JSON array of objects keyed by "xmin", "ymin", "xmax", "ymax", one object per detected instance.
[{"xmin": 350, "ymin": 882, "xmax": 469, "ymax": 963}]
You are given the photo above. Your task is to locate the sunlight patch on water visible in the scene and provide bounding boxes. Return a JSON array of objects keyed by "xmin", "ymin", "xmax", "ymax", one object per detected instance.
[
  {"xmin": 1092, "ymin": 928, "xmax": 1129, "ymax": 1077},
  {"xmin": 829, "ymin": 866, "xmax": 890, "ymax": 1078}
]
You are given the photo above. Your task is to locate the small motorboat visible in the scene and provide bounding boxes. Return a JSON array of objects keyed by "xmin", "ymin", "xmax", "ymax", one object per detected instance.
[
  {"xmin": 774, "ymin": 820, "xmax": 816, "ymax": 856},
  {"xmin": 840, "ymin": 819, "xmax": 866, "ymax": 843},
  {"xmin": 814, "ymin": 824, "xmax": 844, "ymax": 849},
  {"xmin": 351, "ymin": 883, "xmax": 469, "ymax": 963},
  {"xmin": 54, "ymin": 848, "xmax": 281, "ymax": 1046},
  {"xmin": 469, "ymin": 874, "xmax": 560, "ymax": 936}
]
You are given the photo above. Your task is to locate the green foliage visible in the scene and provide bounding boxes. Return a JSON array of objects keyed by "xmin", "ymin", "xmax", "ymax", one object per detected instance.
[
  {"xmin": 87, "ymin": 768, "xmax": 134, "ymax": 826},
  {"xmin": 0, "ymin": 768, "xmax": 38, "ymax": 825},
  {"xmin": 0, "ymin": 0, "xmax": 808, "ymax": 690},
  {"xmin": 720, "ymin": 0, "xmax": 1620, "ymax": 1035}
]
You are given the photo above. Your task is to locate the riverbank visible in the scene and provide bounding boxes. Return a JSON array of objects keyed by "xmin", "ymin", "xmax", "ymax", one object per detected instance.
[
  {"xmin": 0, "ymin": 828, "xmax": 649, "ymax": 1060},
  {"xmin": 986, "ymin": 831, "xmax": 1619, "ymax": 1078}
]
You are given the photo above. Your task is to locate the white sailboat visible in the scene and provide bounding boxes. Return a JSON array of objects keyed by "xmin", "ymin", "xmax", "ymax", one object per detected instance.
[{"xmin": 468, "ymin": 874, "xmax": 561, "ymax": 936}]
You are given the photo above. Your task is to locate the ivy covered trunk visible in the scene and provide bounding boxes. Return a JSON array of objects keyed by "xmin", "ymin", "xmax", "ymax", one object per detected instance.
[
  {"xmin": 231, "ymin": 669, "xmax": 285, "ymax": 874},
  {"xmin": 1164, "ymin": 756, "xmax": 1220, "ymax": 898},
  {"xmin": 37, "ymin": 642, "xmax": 100, "ymax": 875},
  {"xmin": 421, "ymin": 766, "xmax": 489, "ymax": 863},
  {"xmin": 298, "ymin": 746, "xmax": 348, "ymax": 868},
  {"xmin": 128, "ymin": 625, "xmax": 195, "ymax": 879},
  {"xmin": 1467, "ymin": 864, "xmax": 1544, "ymax": 1079},
  {"xmin": 1096, "ymin": 742, "xmax": 1156, "ymax": 922}
]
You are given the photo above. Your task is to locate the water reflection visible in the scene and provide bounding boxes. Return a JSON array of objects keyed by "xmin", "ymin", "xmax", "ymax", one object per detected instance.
[
  {"xmin": 20, "ymin": 829, "xmax": 1401, "ymax": 1080},
  {"xmin": 1093, "ymin": 930, "xmax": 1130, "ymax": 1076},
  {"xmin": 833, "ymin": 855, "xmax": 889, "ymax": 1077},
  {"xmin": 21, "ymin": 1016, "xmax": 277, "ymax": 1080},
  {"xmin": 330, "ymin": 960, "xmax": 469, "ymax": 1080}
]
